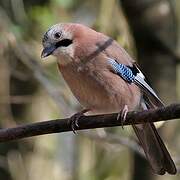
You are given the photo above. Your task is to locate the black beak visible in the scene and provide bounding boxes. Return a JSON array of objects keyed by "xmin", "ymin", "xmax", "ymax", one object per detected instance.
[{"xmin": 41, "ymin": 45, "xmax": 56, "ymax": 58}]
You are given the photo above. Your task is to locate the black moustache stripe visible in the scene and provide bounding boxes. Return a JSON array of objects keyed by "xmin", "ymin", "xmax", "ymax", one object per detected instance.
[{"xmin": 55, "ymin": 39, "xmax": 73, "ymax": 48}]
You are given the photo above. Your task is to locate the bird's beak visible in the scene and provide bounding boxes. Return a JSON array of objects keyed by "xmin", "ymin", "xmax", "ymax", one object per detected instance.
[{"xmin": 41, "ymin": 45, "xmax": 56, "ymax": 58}]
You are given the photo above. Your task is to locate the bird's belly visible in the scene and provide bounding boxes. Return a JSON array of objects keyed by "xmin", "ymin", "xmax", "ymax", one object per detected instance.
[
  {"xmin": 65, "ymin": 77, "xmax": 117, "ymax": 113},
  {"xmin": 59, "ymin": 64, "xmax": 141, "ymax": 114}
]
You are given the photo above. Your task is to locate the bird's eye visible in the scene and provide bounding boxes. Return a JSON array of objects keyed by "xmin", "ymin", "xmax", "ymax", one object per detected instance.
[{"xmin": 54, "ymin": 32, "xmax": 61, "ymax": 39}]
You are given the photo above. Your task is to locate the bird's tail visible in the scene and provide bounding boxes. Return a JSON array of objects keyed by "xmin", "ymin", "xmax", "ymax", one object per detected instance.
[{"xmin": 132, "ymin": 103, "xmax": 177, "ymax": 175}]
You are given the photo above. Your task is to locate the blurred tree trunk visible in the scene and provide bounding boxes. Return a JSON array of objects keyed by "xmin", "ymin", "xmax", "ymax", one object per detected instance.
[{"xmin": 120, "ymin": 0, "xmax": 178, "ymax": 179}]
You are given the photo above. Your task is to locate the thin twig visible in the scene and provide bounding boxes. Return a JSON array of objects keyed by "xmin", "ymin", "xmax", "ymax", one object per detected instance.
[{"xmin": 0, "ymin": 103, "xmax": 179, "ymax": 143}]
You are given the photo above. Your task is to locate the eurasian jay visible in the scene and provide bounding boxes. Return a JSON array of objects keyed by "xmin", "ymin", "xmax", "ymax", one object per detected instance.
[{"xmin": 41, "ymin": 23, "xmax": 176, "ymax": 175}]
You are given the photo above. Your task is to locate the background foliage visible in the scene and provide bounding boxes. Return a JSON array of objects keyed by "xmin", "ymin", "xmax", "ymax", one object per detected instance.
[{"xmin": 0, "ymin": 0, "xmax": 179, "ymax": 180}]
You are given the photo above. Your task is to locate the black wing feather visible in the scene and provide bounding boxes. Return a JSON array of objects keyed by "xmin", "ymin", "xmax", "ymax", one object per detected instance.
[{"xmin": 131, "ymin": 63, "xmax": 164, "ymax": 107}]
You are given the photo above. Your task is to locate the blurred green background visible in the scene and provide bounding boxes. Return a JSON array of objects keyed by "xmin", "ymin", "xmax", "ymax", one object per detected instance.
[{"xmin": 0, "ymin": 0, "xmax": 179, "ymax": 180}]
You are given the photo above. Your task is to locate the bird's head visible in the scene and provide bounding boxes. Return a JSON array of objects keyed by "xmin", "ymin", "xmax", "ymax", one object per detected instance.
[
  {"xmin": 41, "ymin": 23, "xmax": 76, "ymax": 62},
  {"xmin": 41, "ymin": 23, "xmax": 106, "ymax": 65}
]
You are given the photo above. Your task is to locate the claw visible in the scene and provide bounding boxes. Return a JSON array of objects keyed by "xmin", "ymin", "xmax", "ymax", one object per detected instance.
[
  {"xmin": 69, "ymin": 109, "xmax": 90, "ymax": 134},
  {"xmin": 117, "ymin": 105, "xmax": 128, "ymax": 129}
]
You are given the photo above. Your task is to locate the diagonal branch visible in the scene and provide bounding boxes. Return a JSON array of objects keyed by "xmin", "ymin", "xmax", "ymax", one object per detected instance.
[{"xmin": 0, "ymin": 103, "xmax": 179, "ymax": 143}]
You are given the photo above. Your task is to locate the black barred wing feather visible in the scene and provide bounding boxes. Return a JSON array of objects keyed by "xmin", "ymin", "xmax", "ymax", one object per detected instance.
[
  {"xmin": 108, "ymin": 58, "xmax": 164, "ymax": 107},
  {"xmin": 129, "ymin": 63, "xmax": 164, "ymax": 107}
]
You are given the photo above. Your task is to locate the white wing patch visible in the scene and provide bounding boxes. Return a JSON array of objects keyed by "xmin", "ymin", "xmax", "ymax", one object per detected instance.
[
  {"xmin": 108, "ymin": 58, "xmax": 164, "ymax": 107},
  {"xmin": 133, "ymin": 65, "xmax": 164, "ymax": 107}
]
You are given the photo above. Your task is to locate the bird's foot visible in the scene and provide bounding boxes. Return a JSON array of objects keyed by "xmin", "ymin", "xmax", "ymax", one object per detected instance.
[
  {"xmin": 69, "ymin": 109, "xmax": 90, "ymax": 134},
  {"xmin": 117, "ymin": 105, "xmax": 128, "ymax": 129}
]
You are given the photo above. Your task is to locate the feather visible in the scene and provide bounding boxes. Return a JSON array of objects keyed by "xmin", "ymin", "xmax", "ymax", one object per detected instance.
[
  {"xmin": 131, "ymin": 63, "xmax": 164, "ymax": 107},
  {"xmin": 108, "ymin": 58, "xmax": 164, "ymax": 107},
  {"xmin": 108, "ymin": 58, "xmax": 176, "ymax": 174}
]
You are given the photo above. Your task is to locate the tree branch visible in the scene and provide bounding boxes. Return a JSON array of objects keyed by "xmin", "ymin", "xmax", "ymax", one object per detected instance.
[{"xmin": 0, "ymin": 103, "xmax": 179, "ymax": 143}]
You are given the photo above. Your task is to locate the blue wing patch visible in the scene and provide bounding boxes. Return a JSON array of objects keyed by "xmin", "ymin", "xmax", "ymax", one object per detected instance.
[
  {"xmin": 108, "ymin": 58, "xmax": 164, "ymax": 107},
  {"xmin": 108, "ymin": 58, "xmax": 135, "ymax": 83}
]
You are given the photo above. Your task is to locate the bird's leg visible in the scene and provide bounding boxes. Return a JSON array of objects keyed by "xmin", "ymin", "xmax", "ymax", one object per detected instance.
[
  {"xmin": 69, "ymin": 109, "xmax": 90, "ymax": 134},
  {"xmin": 117, "ymin": 105, "xmax": 128, "ymax": 129}
]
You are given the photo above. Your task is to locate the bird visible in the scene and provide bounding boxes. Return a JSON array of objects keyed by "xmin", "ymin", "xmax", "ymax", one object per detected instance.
[{"xmin": 41, "ymin": 23, "xmax": 177, "ymax": 175}]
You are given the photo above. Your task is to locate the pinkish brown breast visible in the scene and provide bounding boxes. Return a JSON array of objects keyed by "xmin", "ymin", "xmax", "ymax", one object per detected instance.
[{"xmin": 57, "ymin": 57, "xmax": 141, "ymax": 115}]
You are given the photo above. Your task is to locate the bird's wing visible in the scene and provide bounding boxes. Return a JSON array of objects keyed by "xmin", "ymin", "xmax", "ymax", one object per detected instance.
[
  {"xmin": 107, "ymin": 58, "xmax": 164, "ymax": 107},
  {"xmin": 102, "ymin": 38, "xmax": 135, "ymax": 66}
]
